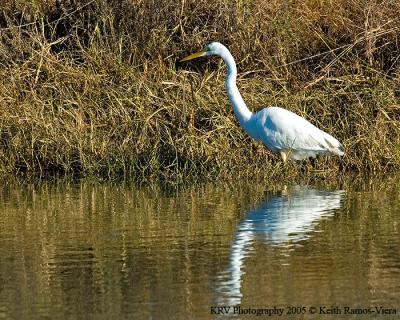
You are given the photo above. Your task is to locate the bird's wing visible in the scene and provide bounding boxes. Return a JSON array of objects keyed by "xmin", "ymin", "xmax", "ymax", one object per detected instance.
[{"xmin": 255, "ymin": 107, "xmax": 343, "ymax": 159}]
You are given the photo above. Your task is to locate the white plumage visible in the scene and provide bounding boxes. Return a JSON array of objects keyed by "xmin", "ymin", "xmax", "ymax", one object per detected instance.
[
  {"xmin": 181, "ymin": 42, "xmax": 344, "ymax": 162},
  {"xmin": 253, "ymin": 107, "xmax": 344, "ymax": 160}
]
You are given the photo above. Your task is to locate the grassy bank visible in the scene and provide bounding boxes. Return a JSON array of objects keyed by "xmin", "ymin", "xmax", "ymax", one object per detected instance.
[{"xmin": 0, "ymin": 0, "xmax": 400, "ymax": 180}]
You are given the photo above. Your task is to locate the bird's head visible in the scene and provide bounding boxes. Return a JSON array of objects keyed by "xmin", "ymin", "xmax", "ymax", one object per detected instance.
[{"xmin": 180, "ymin": 42, "xmax": 228, "ymax": 62}]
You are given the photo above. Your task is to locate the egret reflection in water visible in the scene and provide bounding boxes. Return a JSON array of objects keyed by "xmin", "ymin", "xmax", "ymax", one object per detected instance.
[{"xmin": 216, "ymin": 186, "xmax": 345, "ymax": 305}]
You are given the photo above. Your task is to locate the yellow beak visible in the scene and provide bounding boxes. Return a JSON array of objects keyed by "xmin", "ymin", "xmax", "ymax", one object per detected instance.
[{"xmin": 180, "ymin": 49, "xmax": 207, "ymax": 62}]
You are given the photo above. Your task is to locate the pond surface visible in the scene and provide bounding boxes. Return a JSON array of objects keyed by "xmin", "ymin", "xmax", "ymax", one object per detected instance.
[{"xmin": 0, "ymin": 177, "xmax": 400, "ymax": 319}]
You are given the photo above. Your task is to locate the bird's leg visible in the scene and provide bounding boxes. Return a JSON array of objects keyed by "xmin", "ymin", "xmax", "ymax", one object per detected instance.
[
  {"xmin": 281, "ymin": 185, "xmax": 288, "ymax": 196},
  {"xmin": 280, "ymin": 151, "xmax": 288, "ymax": 163}
]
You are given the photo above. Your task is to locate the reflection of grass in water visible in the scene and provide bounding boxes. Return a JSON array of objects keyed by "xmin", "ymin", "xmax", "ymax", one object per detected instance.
[
  {"xmin": 0, "ymin": 0, "xmax": 400, "ymax": 180},
  {"xmin": 1, "ymin": 177, "xmax": 399, "ymax": 317}
]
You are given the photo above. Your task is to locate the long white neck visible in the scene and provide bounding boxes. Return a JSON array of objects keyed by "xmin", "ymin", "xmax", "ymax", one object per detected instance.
[{"xmin": 220, "ymin": 51, "xmax": 253, "ymax": 127}]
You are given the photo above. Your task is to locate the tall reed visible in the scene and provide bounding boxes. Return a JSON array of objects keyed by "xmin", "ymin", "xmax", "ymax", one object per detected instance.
[{"xmin": 0, "ymin": 0, "xmax": 399, "ymax": 180}]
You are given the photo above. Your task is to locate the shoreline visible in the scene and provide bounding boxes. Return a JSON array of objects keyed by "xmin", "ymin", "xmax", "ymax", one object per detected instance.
[{"xmin": 1, "ymin": 1, "xmax": 399, "ymax": 180}]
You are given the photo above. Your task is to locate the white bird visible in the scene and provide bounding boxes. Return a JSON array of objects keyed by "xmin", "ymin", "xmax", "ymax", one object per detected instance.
[{"xmin": 181, "ymin": 42, "xmax": 344, "ymax": 162}]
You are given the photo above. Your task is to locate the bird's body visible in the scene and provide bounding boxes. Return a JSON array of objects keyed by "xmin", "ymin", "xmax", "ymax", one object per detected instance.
[
  {"xmin": 244, "ymin": 107, "xmax": 344, "ymax": 161},
  {"xmin": 181, "ymin": 42, "xmax": 344, "ymax": 162}
]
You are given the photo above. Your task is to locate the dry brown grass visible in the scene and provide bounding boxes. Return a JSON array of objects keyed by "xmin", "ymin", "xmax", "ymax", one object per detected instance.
[{"xmin": 0, "ymin": 0, "xmax": 400, "ymax": 180}]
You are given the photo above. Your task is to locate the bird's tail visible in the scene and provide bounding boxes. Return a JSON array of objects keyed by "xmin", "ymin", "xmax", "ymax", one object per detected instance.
[{"xmin": 323, "ymin": 132, "xmax": 345, "ymax": 156}]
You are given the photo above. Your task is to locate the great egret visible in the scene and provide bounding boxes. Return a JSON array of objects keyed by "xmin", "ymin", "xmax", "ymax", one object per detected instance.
[{"xmin": 181, "ymin": 42, "xmax": 344, "ymax": 162}]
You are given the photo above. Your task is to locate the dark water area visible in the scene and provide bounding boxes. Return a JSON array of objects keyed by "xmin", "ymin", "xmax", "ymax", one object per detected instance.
[{"xmin": 0, "ymin": 177, "xmax": 399, "ymax": 319}]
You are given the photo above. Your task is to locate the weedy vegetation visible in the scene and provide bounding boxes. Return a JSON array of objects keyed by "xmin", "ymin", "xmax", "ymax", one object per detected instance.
[{"xmin": 0, "ymin": 0, "xmax": 400, "ymax": 181}]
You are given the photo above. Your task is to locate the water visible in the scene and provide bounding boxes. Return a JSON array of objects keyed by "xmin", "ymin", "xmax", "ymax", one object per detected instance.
[{"xmin": 0, "ymin": 178, "xmax": 400, "ymax": 319}]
